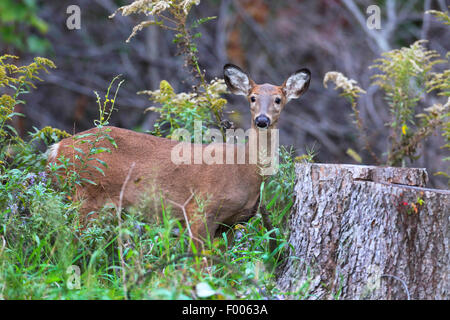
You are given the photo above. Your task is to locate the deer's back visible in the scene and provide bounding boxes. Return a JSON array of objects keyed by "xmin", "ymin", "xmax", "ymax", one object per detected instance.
[{"xmin": 48, "ymin": 126, "xmax": 261, "ymax": 223}]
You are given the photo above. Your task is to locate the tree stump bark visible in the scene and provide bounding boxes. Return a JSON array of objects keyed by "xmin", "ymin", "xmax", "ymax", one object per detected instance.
[{"xmin": 276, "ymin": 163, "xmax": 449, "ymax": 300}]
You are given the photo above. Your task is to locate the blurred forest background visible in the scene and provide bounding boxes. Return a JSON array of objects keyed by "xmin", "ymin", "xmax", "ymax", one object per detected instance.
[{"xmin": 1, "ymin": 0, "xmax": 449, "ymax": 188}]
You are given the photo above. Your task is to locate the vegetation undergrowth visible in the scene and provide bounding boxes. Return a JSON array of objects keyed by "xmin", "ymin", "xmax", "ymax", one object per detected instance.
[
  {"xmin": 323, "ymin": 9, "xmax": 449, "ymax": 185},
  {"xmin": 0, "ymin": 0, "xmax": 303, "ymax": 300}
]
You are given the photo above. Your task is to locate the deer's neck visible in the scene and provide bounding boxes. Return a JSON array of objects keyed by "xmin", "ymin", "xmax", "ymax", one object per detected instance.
[{"xmin": 246, "ymin": 124, "xmax": 279, "ymax": 177}]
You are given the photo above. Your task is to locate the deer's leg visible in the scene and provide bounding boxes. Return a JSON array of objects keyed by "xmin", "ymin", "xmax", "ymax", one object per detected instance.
[
  {"xmin": 74, "ymin": 187, "xmax": 94, "ymax": 228},
  {"xmin": 75, "ymin": 186, "xmax": 113, "ymax": 229},
  {"xmin": 77, "ymin": 199, "xmax": 102, "ymax": 228},
  {"xmin": 185, "ymin": 203, "xmax": 219, "ymax": 251}
]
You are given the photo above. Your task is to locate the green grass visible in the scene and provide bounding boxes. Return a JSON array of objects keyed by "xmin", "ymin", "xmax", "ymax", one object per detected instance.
[
  {"xmin": 0, "ymin": 144, "xmax": 304, "ymax": 300},
  {"xmin": 0, "ymin": 184, "xmax": 293, "ymax": 299}
]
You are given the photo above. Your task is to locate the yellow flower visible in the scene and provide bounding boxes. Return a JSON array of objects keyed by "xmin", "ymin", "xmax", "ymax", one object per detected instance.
[
  {"xmin": 401, "ymin": 124, "xmax": 408, "ymax": 135},
  {"xmin": 234, "ymin": 224, "xmax": 245, "ymax": 230}
]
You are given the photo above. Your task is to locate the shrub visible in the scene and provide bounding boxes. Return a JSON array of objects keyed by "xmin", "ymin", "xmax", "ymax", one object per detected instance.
[{"xmin": 324, "ymin": 29, "xmax": 449, "ymax": 182}]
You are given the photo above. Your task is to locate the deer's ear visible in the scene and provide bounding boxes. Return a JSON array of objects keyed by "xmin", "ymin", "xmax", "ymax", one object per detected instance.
[
  {"xmin": 223, "ymin": 64, "xmax": 254, "ymax": 96},
  {"xmin": 282, "ymin": 68, "xmax": 311, "ymax": 101}
]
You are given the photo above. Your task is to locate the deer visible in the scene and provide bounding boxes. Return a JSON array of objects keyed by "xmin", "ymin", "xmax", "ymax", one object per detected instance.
[{"xmin": 47, "ymin": 64, "xmax": 311, "ymax": 249}]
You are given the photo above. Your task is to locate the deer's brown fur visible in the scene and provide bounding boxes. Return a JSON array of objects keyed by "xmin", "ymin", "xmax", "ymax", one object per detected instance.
[{"xmin": 48, "ymin": 64, "xmax": 311, "ymax": 248}]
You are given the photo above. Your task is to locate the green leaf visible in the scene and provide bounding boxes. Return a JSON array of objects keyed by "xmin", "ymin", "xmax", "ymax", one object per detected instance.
[
  {"xmin": 90, "ymin": 147, "xmax": 109, "ymax": 155},
  {"xmin": 26, "ymin": 36, "xmax": 50, "ymax": 55},
  {"xmin": 81, "ymin": 178, "xmax": 97, "ymax": 185},
  {"xmin": 95, "ymin": 158, "xmax": 108, "ymax": 168},
  {"xmin": 73, "ymin": 147, "xmax": 85, "ymax": 155},
  {"xmin": 75, "ymin": 133, "xmax": 94, "ymax": 139},
  {"xmin": 266, "ymin": 189, "xmax": 281, "ymax": 210},
  {"xmin": 92, "ymin": 165, "xmax": 105, "ymax": 176}
]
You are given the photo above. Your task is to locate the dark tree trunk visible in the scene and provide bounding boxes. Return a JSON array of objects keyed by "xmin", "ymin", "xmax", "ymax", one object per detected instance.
[{"xmin": 276, "ymin": 164, "xmax": 449, "ymax": 300}]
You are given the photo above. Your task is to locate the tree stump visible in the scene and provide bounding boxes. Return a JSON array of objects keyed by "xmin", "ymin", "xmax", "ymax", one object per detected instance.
[{"xmin": 276, "ymin": 163, "xmax": 449, "ymax": 300}]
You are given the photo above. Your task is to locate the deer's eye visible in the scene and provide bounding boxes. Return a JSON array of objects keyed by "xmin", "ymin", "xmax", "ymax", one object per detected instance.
[
  {"xmin": 275, "ymin": 97, "xmax": 281, "ymax": 104},
  {"xmin": 250, "ymin": 96, "xmax": 256, "ymax": 102}
]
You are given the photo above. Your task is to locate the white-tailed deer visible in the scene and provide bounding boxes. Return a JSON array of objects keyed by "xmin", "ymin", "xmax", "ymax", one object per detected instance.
[{"xmin": 48, "ymin": 64, "xmax": 310, "ymax": 248}]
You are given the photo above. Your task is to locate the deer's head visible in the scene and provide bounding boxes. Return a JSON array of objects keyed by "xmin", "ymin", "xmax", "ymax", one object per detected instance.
[{"xmin": 223, "ymin": 64, "xmax": 311, "ymax": 129}]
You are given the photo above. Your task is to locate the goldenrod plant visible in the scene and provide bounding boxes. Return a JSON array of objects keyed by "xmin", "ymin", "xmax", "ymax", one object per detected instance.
[
  {"xmin": 110, "ymin": 0, "xmax": 226, "ymax": 136},
  {"xmin": 48, "ymin": 76, "xmax": 122, "ymax": 194},
  {"xmin": 0, "ymin": 55, "xmax": 65, "ymax": 170},
  {"xmin": 139, "ymin": 78, "xmax": 227, "ymax": 139},
  {"xmin": 324, "ymin": 10, "xmax": 449, "ymax": 182}
]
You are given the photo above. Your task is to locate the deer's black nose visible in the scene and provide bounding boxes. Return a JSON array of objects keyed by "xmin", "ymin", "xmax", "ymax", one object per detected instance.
[{"xmin": 254, "ymin": 115, "xmax": 270, "ymax": 128}]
